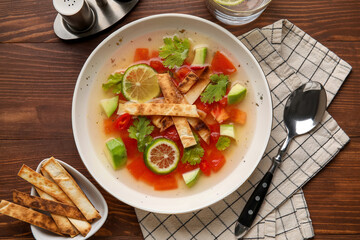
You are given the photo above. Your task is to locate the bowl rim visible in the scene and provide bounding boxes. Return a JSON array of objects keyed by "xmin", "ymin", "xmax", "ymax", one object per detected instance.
[{"xmin": 72, "ymin": 13, "xmax": 273, "ymax": 214}]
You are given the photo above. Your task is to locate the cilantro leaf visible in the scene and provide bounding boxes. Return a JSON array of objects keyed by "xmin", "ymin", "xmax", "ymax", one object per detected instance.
[
  {"xmin": 182, "ymin": 144, "xmax": 204, "ymax": 165},
  {"xmin": 102, "ymin": 73, "xmax": 123, "ymax": 94},
  {"xmin": 216, "ymin": 136, "xmax": 231, "ymax": 151},
  {"xmin": 128, "ymin": 117, "xmax": 154, "ymax": 152},
  {"xmin": 181, "ymin": 132, "xmax": 204, "ymax": 165},
  {"xmin": 159, "ymin": 36, "xmax": 190, "ymax": 69},
  {"xmin": 200, "ymin": 74, "xmax": 229, "ymax": 104}
]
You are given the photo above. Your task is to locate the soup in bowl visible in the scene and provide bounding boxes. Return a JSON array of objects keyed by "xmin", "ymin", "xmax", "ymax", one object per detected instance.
[{"xmin": 72, "ymin": 14, "xmax": 272, "ymax": 214}]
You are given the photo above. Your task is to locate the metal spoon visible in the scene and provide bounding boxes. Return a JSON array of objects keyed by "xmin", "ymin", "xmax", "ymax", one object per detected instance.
[{"xmin": 234, "ymin": 81, "xmax": 327, "ymax": 239}]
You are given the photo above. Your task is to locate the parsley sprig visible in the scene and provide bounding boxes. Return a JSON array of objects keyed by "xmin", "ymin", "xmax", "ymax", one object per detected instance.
[
  {"xmin": 200, "ymin": 74, "xmax": 229, "ymax": 104},
  {"xmin": 216, "ymin": 136, "xmax": 231, "ymax": 151},
  {"xmin": 159, "ymin": 36, "xmax": 190, "ymax": 69},
  {"xmin": 181, "ymin": 133, "xmax": 204, "ymax": 165},
  {"xmin": 128, "ymin": 117, "xmax": 154, "ymax": 152},
  {"xmin": 102, "ymin": 73, "xmax": 123, "ymax": 94}
]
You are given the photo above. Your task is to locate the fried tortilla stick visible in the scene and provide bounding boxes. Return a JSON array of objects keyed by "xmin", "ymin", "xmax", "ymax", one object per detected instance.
[
  {"xmin": 118, "ymin": 103, "xmax": 199, "ymax": 118},
  {"xmin": 13, "ymin": 190, "xmax": 86, "ymax": 221},
  {"xmin": 18, "ymin": 164, "xmax": 91, "ymax": 236},
  {"xmin": 41, "ymin": 170, "xmax": 92, "ymax": 237},
  {"xmin": 157, "ymin": 73, "xmax": 197, "ymax": 148},
  {"xmin": 42, "ymin": 158, "xmax": 101, "ymax": 222},
  {"xmin": 158, "ymin": 73, "xmax": 211, "ymax": 144},
  {"xmin": 0, "ymin": 200, "xmax": 62, "ymax": 236},
  {"xmin": 184, "ymin": 66, "xmax": 211, "ymax": 104},
  {"xmin": 178, "ymin": 71, "xmax": 200, "ymax": 94},
  {"xmin": 18, "ymin": 165, "xmax": 73, "ymax": 204},
  {"xmin": 150, "ymin": 98, "xmax": 173, "ymax": 132},
  {"xmin": 35, "ymin": 188, "xmax": 79, "ymax": 237}
]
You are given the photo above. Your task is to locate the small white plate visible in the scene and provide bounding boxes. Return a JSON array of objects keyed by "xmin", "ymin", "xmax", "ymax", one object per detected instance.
[{"xmin": 30, "ymin": 158, "xmax": 108, "ymax": 240}]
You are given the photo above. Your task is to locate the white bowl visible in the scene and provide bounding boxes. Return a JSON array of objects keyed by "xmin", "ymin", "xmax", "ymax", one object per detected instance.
[
  {"xmin": 30, "ymin": 158, "xmax": 108, "ymax": 240},
  {"xmin": 72, "ymin": 14, "xmax": 272, "ymax": 214}
]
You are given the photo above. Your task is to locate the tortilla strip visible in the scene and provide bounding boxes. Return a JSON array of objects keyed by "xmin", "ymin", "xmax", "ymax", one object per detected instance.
[
  {"xmin": 159, "ymin": 73, "xmax": 211, "ymax": 144},
  {"xmin": 118, "ymin": 102, "xmax": 199, "ymax": 118},
  {"xmin": 187, "ymin": 118, "xmax": 210, "ymax": 144},
  {"xmin": 150, "ymin": 99, "xmax": 173, "ymax": 132},
  {"xmin": 153, "ymin": 109, "xmax": 207, "ymax": 133},
  {"xmin": 0, "ymin": 200, "xmax": 62, "ymax": 236},
  {"xmin": 196, "ymin": 109, "xmax": 207, "ymax": 120},
  {"xmin": 172, "ymin": 117, "xmax": 198, "ymax": 147},
  {"xmin": 152, "ymin": 115, "xmax": 173, "ymax": 132},
  {"xmin": 40, "ymin": 170, "xmax": 91, "ymax": 237},
  {"xmin": 13, "ymin": 190, "xmax": 86, "ymax": 221},
  {"xmin": 35, "ymin": 188, "xmax": 79, "ymax": 237},
  {"xmin": 18, "ymin": 164, "xmax": 73, "ymax": 205},
  {"xmin": 157, "ymin": 73, "xmax": 197, "ymax": 148},
  {"xmin": 184, "ymin": 66, "xmax": 211, "ymax": 104},
  {"xmin": 178, "ymin": 71, "xmax": 199, "ymax": 94},
  {"xmin": 42, "ymin": 158, "xmax": 101, "ymax": 222}
]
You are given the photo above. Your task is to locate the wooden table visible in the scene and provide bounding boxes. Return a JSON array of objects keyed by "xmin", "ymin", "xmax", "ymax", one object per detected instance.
[{"xmin": 0, "ymin": 0, "xmax": 359, "ymax": 239}]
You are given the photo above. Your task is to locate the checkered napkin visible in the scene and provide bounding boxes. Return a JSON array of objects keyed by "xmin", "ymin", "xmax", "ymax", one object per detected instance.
[{"xmin": 135, "ymin": 19, "xmax": 352, "ymax": 240}]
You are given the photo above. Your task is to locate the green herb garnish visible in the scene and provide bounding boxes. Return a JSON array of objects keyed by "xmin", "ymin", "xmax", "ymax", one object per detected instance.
[
  {"xmin": 102, "ymin": 73, "xmax": 123, "ymax": 94},
  {"xmin": 200, "ymin": 74, "xmax": 229, "ymax": 104},
  {"xmin": 182, "ymin": 133, "xmax": 204, "ymax": 165},
  {"xmin": 159, "ymin": 36, "xmax": 190, "ymax": 69},
  {"xmin": 128, "ymin": 117, "xmax": 154, "ymax": 152},
  {"xmin": 216, "ymin": 136, "xmax": 231, "ymax": 151}
]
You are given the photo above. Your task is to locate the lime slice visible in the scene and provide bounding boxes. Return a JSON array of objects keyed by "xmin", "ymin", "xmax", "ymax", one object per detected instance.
[
  {"xmin": 214, "ymin": 0, "xmax": 245, "ymax": 6},
  {"xmin": 144, "ymin": 138, "xmax": 180, "ymax": 175},
  {"xmin": 122, "ymin": 64, "xmax": 160, "ymax": 103}
]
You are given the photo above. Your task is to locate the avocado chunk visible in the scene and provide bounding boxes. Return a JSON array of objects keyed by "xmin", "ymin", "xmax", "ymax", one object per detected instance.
[
  {"xmin": 191, "ymin": 47, "xmax": 207, "ymax": 66},
  {"xmin": 228, "ymin": 83, "xmax": 247, "ymax": 104},
  {"xmin": 100, "ymin": 96, "xmax": 119, "ymax": 118},
  {"xmin": 105, "ymin": 138, "xmax": 127, "ymax": 170},
  {"xmin": 182, "ymin": 168, "xmax": 200, "ymax": 187},
  {"xmin": 220, "ymin": 124, "xmax": 235, "ymax": 139}
]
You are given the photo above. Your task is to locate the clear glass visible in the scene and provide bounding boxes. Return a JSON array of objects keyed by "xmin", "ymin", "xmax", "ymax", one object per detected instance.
[{"xmin": 205, "ymin": 0, "xmax": 272, "ymax": 26}]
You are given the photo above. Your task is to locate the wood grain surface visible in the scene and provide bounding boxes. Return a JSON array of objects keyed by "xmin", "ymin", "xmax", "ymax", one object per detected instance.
[{"xmin": 0, "ymin": 0, "xmax": 359, "ymax": 239}]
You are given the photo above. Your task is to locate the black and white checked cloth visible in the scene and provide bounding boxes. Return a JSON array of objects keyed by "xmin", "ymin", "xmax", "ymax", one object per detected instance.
[{"xmin": 135, "ymin": 19, "xmax": 352, "ymax": 240}]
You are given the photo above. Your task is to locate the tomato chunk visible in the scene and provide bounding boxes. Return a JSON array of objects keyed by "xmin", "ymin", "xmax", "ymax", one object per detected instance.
[
  {"xmin": 208, "ymin": 150, "xmax": 226, "ymax": 172},
  {"xmin": 150, "ymin": 126, "xmax": 162, "ymax": 139},
  {"xmin": 226, "ymin": 106, "xmax": 247, "ymax": 125},
  {"xmin": 127, "ymin": 156, "xmax": 178, "ymax": 190},
  {"xmin": 211, "ymin": 103, "xmax": 229, "ymax": 123},
  {"xmin": 219, "ymin": 96, "xmax": 228, "ymax": 108},
  {"xmin": 163, "ymin": 126, "xmax": 180, "ymax": 143},
  {"xmin": 117, "ymin": 93, "xmax": 128, "ymax": 101},
  {"xmin": 199, "ymin": 159, "xmax": 211, "ymax": 176},
  {"xmin": 211, "ymin": 51, "xmax": 237, "ymax": 75},
  {"xmin": 122, "ymin": 137, "xmax": 140, "ymax": 159},
  {"xmin": 177, "ymin": 161, "xmax": 199, "ymax": 174},
  {"xmin": 175, "ymin": 66, "xmax": 191, "ymax": 80},
  {"xmin": 126, "ymin": 157, "xmax": 147, "ymax": 180},
  {"xmin": 201, "ymin": 143, "xmax": 226, "ymax": 172},
  {"xmin": 150, "ymin": 50, "xmax": 159, "ymax": 58},
  {"xmin": 134, "ymin": 48, "xmax": 149, "ymax": 62},
  {"xmin": 150, "ymin": 59, "xmax": 167, "ymax": 73},
  {"xmin": 208, "ymin": 123, "xmax": 220, "ymax": 145},
  {"xmin": 194, "ymin": 98, "xmax": 212, "ymax": 115},
  {"xmin": 153, "ymin": 173, "xmax": 178, "ymax": 191}
]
